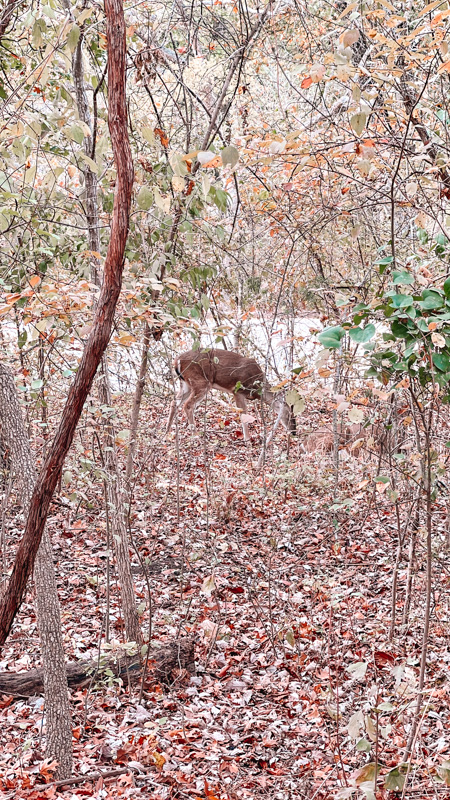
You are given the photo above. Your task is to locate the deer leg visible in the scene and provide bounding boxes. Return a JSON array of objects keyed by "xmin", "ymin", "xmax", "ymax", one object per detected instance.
[
  {"xmin": 262, "ymin": 389, "xmax": 293, "ymax": 435},
  {"xmin": 166, "ymin": 379, "xmax": 191, "ymax": 433},
  {"xmin": 182, "ymin": 387, "xmax": 208, "ymax": 430},
  {"xmin": 234, "ymin": 392, "xmax": 251, "ymax": 442}
]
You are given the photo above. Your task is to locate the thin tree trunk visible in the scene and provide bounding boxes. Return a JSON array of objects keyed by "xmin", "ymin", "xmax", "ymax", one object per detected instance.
[
  {"xmin": 0, "ymin": 0, "xmax": 134, "ymax": 648},
  {"xmin": 404, "ymin": 420, "xmax": 433, "ymax": 762},
  {"xmin": 402, "ymin": 494, "xmax": 420, "ymax": 626},
  {"xmin": 99, "ymin": 367, "xmax": 142, "ymax": 645},
  {"xmin": 0, "ymin": 364, "xmax": 72, "ymax": 778},
  {"xmin": 64, "ymin": 0, "xmax": 140, "ymax": 645},
  {"xmin": 126, "ymin": 323, "xmax": 151, "ymax": 484}
]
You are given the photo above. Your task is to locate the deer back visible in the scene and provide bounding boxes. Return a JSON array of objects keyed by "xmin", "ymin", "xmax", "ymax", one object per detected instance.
[{"xmin": 176, "ymin": 349, "xmax": 266, "ymax": 398}]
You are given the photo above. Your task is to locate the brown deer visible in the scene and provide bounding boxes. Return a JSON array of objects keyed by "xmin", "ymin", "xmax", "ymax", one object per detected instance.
[{"xmin": 166, "ymin": 348, "xmax": 296, "ymax": 442}]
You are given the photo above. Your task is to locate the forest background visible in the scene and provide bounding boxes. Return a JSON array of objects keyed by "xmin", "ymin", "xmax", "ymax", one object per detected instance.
[{"xmin": 1, "ymin": 0, "xmax": 450, "ymax": 797}]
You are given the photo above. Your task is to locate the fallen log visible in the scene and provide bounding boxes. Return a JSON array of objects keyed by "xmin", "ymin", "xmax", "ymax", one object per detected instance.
[{"xmin": 0, "ymin": 637, "xmax": 195, "ymax": 697}]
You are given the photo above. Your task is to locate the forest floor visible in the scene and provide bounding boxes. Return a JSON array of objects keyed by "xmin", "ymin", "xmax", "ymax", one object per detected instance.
[{"xmin": 1, "ymin": 394, "xmax": 450, "ymax": 799}]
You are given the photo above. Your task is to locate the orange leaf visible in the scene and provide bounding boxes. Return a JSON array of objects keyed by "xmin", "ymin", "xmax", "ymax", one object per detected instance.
[
  {"xmin": 29, "ymin": 275, "xmax": 41, "ymax": 288},
  {"xmin": 374, "ymin": 650, "xmax": 395, "ymax": 668},
  {"xmin": 154, "ymin": 127, "xmax": 169, "ymax": 148},
  {"xmin": 301, "ymin": 76, "xmax": 312, "ymax": 88}
]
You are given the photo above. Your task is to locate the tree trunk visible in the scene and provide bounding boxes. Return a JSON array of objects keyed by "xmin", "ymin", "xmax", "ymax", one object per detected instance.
[
  {"xmin": 99, "ymin": 367, "xmax": 142, "ymax": 645},
  {"xmin": 0, "ymin": 364, "xmax": 72, "ymax": 778},
  {"xmin": 64, "ymin": 0, "xmax": 140, "ymax": 646},
  {"xmin": 125, "ymin": 323, "xmax": 151, "ymax": 484},
  {"xmin": 0, "ymin": 0, "xmax": 134, "ymax": 648},
  {"xmin": 0, "ymin": 637, "xmax": 195, "ymax": 696}
]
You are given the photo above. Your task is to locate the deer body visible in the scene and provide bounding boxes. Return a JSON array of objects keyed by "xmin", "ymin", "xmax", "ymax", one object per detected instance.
[{"xmin": 166, "ymin": 348, "xmax": 295, "ymax": 442}]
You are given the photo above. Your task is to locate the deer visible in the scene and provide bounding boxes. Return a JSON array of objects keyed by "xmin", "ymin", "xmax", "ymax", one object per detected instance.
[{"xmin": 166, "ymin": 348, "xmax": 296, "ymax": 443}]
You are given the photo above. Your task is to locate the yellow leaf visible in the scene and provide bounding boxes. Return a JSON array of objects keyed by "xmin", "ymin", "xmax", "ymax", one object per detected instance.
[
  {"xmin": 182, "ymin": 149, "xmax": 199, "ymax": 161},
  {"xmin": 338, "ymin": 1, "xmax": 357, "ymax": 17},
  {"xmin": 419, "ymin": 0, "xmax": 445, "ymax": 16},
  {"xmin": 152, "ymin": 751, "xmax": 166, "ymax": 770},
  {"xmin": 437, "ymin": 59, "xmax": 450, "ymax": 73},
  {"xmin": 118, "ymin": 333, "xmax": 136, "ymax": 346},
  {"xmin": 172, "ymin": 175, "xmax": 185, "ymax": 192}
]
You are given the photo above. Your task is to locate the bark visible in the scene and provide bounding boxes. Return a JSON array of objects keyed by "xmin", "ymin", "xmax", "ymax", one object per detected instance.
[
  {"xmin": 0, "ymin": 0, "xmax": 17, "ymax": 39},
  {"xmin": 0, "ymin": 0, "xmax": 134, "ymax": 648},
  {"xmin": 63, "ymin": 0, "xmax": 140, "ymax": 645},
  {"xmin": 0, "ymin": 637, "xmax": 195, "ymax": 696},
  {"xmin": 125, "ymin": 323, "xmax": 151, "ymax": 484},
  {"xmin": 99, "ymin": 369, "xmax": 142, "ymax": 644},
  {"xmin": 0, "ymin": 365, "xmax": 72, "ymax": 777}
]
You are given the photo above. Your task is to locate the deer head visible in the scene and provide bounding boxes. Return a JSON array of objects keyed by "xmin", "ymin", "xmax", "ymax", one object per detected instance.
[{"xmin": 166, "ymin": 348, "xmax": 296, "ymax": 442}]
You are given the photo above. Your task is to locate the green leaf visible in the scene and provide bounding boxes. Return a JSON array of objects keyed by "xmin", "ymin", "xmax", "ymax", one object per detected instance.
[
  {"xmin": 444, "ymin": 277, "xmax": 450, "ymax": 298},
  {"xmin": 376, "ymin": 255, "xmax": 393, "ymax": 265},
  {"xmin": 391, "ymin": 320, "xmax": 409, "ymax": 338},
  {"xmin": 211, "ymin": 186, "xmax": 229, "ymax": 212},
  {"xmin": 67, "ymin": 24, "xmax": 81, "ymax": 52},
  {"xmin": 437, "ymin": 759, "xmax": 450, "ymax": 786},
  {"xmin": 286, "ymin": 389, "xmax": 305, "ymax": 415},
  {"xmin": 350, "ymin": 112, "xmax": 367, "ymax": 137},
  {"xmin": 32, "ymin": 19, "xmax": 43, "ymax": 48},
  {"xmin": 393, "ymin": 270, "xmax": 413, "ymax": 285},
  {"xmin": 416, "ymin": 318, "xmax": 429, "ymax": 332},
  {"xmin": 318, "ymin": 326, "xmax": 345, "ymax": 349},
  {"xmin": 390, "ymin": 294, "xmax": 413, "ymax": 308},
  {"xmin": 42, "ymin": 4, "xmax": 57, "ymax": 18},
  {"xmin": 419, "ymin": 293, "xmax": 444, "ymax": 310},
  {"xmin": 67, "ymin": 124, "xmax": 85, "ymax": 145},
  {"xmin": 79, "ymin": 152, "xmax": 98, "ymax": 173},
  {"xmin": 404, "ymin": 344, "xmax": 416, "ymax": 359},
  {"xmin": 136, "ymin": 186, "xmax": 154, "ymax": 210},
  {"xmin": 141, "ymin": 126, "xmax": 156, "ymax": 145},
  {"xmin": 348, "ymin": 323, "xmax": 375, "ymax": 343},
  {"xmin": 435, "ymin": 233, "xmax": 449, "ymax": 255},
  {"xmin": 376, "ymin": 255, "xmax": 393, "ymax": 274},
  {"xmin": 354, "ymin": 762, "xmax": 376, "ymax": 786},
  {"xmin": 356, "ymin": 738, "xmax": 372, "ymax": 753},
  {"xmin": 384, "ymin": 765, "xmax": 407, "ymax": 791},
  {"xmin": 433, "ymin": 352, "xmax": 450, "ymax": 372},
  {"xmin": 17, "ymin": 329, "xmax": 27, "ymax": 349},
  {"xmin": 169, "ymin": 152, "xmax": 188, "ymax": 177},
  {"xmin": 220, "ymin": 145, "xmax": 239, "ymax": 168}
]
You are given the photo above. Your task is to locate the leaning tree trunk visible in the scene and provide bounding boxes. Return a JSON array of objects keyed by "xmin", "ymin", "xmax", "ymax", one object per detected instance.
[
  {"xmin": 0, "ymin": 364, "xmax": 72, "ymax": 778},
  {"xmin": 0, "ymin": 0, "xmax": 134, "ymax": 648},
  {"xmin": 63, "ymin": 0, "xmax": 140, "ymax": 645}
]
